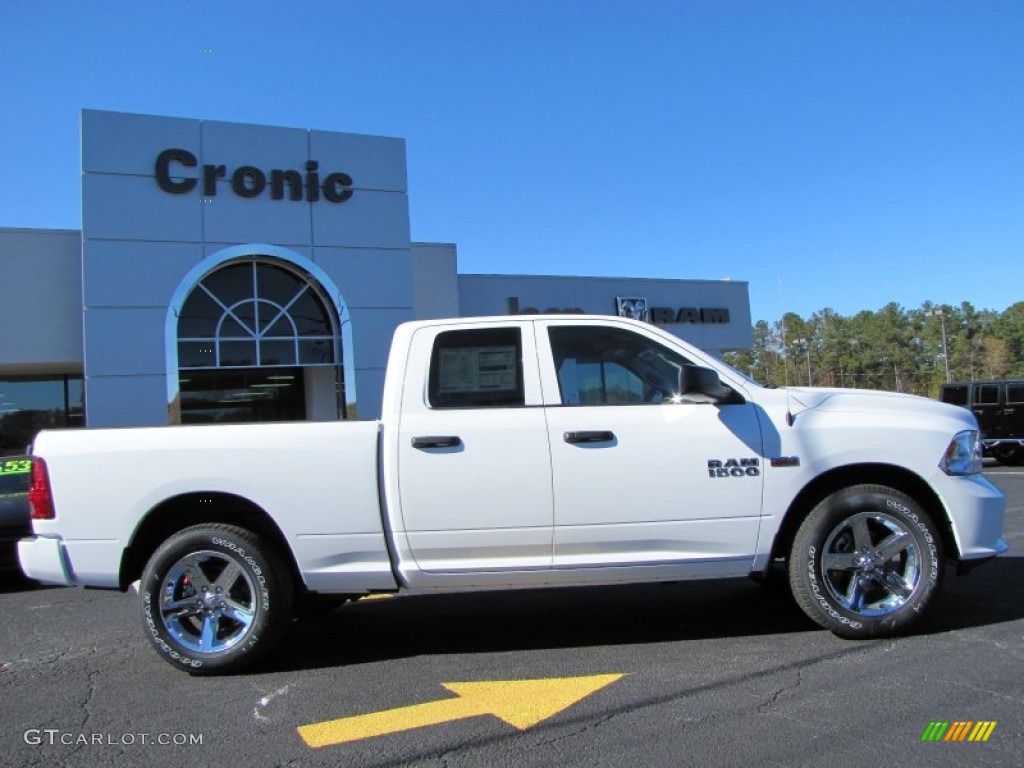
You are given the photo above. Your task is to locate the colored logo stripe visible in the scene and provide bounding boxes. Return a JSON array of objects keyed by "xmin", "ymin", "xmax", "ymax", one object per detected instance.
[
  {"xmin": 945, "ymin": 721, "xmax": 973, "ymax": 741},
  {"xmin": 921, "ymin": 721, "xmax": 996, "ymax": 742},
  {"xmin": 968, "ymin": 722, "xmax": 997, "ymax": 742}
]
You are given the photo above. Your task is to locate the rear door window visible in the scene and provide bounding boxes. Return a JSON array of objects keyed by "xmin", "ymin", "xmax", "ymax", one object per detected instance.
[{"xmin": 428, "ymin": 328, "xmax": 524, "ymax": 408}]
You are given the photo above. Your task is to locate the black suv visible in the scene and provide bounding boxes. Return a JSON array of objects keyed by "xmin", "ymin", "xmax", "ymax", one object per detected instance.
[{"xmin": 941, "ymin": 380, "xmax": 1024, "ymax": 465}]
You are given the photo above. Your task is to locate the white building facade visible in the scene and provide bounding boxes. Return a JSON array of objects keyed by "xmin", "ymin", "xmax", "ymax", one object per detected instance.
[{"xmin": 0, "ymin": 110, "xmax": 751, "ymax": 453}]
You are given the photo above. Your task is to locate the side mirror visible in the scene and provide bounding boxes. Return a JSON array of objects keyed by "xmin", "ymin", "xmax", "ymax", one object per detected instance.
[{"xmin": 678, "ymin": 365, "xmax": 742, "ymax": 405}]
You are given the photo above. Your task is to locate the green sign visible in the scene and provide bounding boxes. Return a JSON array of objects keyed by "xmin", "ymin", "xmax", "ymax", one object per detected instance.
[{"xmin": 0, "ymin": 458, "xmax": 31, "ymax": 476}]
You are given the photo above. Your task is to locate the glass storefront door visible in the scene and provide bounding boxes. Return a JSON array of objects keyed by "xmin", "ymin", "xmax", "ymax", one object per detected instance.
[{"xmin": 178, "ymin": 368, "xmax": 307, "ymax": 425}]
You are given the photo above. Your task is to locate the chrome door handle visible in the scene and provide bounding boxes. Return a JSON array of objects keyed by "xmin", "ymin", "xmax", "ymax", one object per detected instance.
[
  {"xmin": 563, "ymin": 430, "xmax": 615, "ymax": 444},
  {"xmin": 411, "ymin": 436, "xmax": 462, "ymax": 449}
]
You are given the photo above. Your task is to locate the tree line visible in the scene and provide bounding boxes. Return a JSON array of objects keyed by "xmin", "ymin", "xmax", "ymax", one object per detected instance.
[{"xmin": 722, "ymin": 301, "xmax": 1024, "ymax": 397}]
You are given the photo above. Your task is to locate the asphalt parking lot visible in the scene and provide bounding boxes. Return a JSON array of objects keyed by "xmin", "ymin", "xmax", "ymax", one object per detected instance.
[{"xmin": 1, "ymin": 467, "xmax": 1021, "ymax": 768}]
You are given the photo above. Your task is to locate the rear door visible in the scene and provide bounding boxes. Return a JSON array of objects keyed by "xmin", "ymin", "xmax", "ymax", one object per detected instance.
[{"xmin": 394, "ymin": 321, "xmax": 554, "ymax": 573}]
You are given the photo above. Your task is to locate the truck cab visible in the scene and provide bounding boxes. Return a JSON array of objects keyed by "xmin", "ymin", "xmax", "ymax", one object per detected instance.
[{"xmin": 383, "ymin": 316, "xmax": 763, "ymax": 583}]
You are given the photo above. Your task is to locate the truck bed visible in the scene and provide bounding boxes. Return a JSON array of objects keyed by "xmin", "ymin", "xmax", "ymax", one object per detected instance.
[{"xmin": 24, "ymin": 420, "xmax": 396, "ymax": 591}]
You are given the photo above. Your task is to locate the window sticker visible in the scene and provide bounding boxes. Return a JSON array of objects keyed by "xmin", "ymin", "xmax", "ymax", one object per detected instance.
[{"xmin": 438, "ymin": 346, "xmax": 517, "ymax": 394}]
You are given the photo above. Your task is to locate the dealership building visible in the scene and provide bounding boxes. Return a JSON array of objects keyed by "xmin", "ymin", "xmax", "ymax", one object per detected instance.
[{"xmin": 0, "ymin": 109, "xmax": 751, "ymax": 452}]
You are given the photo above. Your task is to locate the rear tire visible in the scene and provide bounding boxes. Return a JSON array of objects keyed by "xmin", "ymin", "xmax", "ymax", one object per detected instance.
[
  {"xmin": 788, "ymin": 485, "xmax": 943, "ymax": 639},
  {"xmin": 140, "ymin": 524, "xmax": 293, "ymax": 675}
]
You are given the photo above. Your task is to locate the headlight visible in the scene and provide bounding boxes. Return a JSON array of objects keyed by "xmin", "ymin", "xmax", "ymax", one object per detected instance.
[{"xmin": 940, "ymin": 430, "xmax": 983, "ymax": 476}]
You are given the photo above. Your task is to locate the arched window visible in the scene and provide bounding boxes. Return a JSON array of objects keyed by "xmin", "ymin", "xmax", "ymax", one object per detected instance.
[
  {"xmin": 172, "ymin": 259, "xmax": 347, "ymax": 425},
  {"xmin": 177, "ymin": 261, "xmax": 339, "ymax": 369}
]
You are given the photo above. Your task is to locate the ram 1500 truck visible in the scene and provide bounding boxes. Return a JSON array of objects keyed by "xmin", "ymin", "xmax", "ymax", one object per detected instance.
[{"xmin": 19, "ymin": 315, "xmax": 1008, "ymax": 674}]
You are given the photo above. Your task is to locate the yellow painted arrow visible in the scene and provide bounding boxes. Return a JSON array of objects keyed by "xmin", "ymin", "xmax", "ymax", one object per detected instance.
[{"xmin": 298, "ymin": 673, "xmax": 625, "ymax": 748}]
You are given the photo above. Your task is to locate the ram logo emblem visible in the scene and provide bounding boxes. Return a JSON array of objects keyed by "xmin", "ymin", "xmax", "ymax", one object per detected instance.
[{"xmin": 616, "ymin": 297, "xmax": 649, "ymax": 321}]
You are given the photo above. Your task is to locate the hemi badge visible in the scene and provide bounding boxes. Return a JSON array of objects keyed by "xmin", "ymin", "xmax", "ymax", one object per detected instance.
[{"xmin": 770, "ymin": 456, "xmax": 801, "ymax": 468}]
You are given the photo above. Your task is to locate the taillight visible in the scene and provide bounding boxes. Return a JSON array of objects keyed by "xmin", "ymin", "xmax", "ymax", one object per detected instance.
[{"xmin": 29, "ymin": 457, "xmax": 56, "ymax": 520}]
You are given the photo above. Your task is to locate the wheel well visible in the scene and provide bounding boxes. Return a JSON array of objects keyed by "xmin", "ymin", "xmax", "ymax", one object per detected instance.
[
  {"xmin": 118, "ymin": 492, "xmax": 302, "ymax": 591},
  {"xmin": 768, "ymin": 464, "xmax": 960, "ymax": 568}
]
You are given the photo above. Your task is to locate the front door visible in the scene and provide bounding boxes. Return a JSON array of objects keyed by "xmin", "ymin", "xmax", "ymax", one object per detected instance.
[{"xmin": 539, "ymin": 322, "xmax": 764, "ymax": 569}]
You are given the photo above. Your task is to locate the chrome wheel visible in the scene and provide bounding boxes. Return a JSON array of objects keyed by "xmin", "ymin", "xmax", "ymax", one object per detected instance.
[
  {"xmin": 159, "ymin": 549, "xmax": 257, "ymax": 654},
  {"xmin": 789, "ymin": 485, "xmax": 943, "ymax": 638},
  {"xmin": 821, "ymin": 511, "xmax": 921, "ymax": 617},
  {"xmin": 142, "ymin": 524, "xmax": 293, "ymax": 674}
]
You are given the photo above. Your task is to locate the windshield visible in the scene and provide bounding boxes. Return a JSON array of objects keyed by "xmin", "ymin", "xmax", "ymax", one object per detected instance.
[{"xmin": 715, "ymin": 358, "xmax": 765, "ymax": 388}]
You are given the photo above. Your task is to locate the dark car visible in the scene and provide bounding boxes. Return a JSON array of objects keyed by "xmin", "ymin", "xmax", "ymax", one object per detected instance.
[
  {"xmin": 0, "ymin": 456, "xmax": 32, "ymax": 573},
  {"xmin": 941, "ymin": 380, "xmax": 1024, "ymax": 465}
]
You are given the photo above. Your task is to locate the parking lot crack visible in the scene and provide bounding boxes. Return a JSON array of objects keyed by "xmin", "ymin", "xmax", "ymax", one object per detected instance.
[
  {"xmin": 529, "ymin": 709, "xmax": 621, "ymax": 750},
  {"xmin": 78, "ymin": 668, "xmax": 101, "ymax": 729},
  {"xmin": 757, "ymin": 669, "xmax": 803, "ymax": 714}
]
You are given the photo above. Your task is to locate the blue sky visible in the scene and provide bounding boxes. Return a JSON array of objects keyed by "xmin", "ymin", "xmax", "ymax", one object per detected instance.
[{"xmin": 2, "ymin": 0, "xmax": 1021, "ymax": 323}]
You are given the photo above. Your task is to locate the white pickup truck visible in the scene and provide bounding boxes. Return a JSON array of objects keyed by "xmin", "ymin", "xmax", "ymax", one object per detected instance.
[{"xmin": 20, "ymin": 315, "xmax": 1007, "ymax": 674}]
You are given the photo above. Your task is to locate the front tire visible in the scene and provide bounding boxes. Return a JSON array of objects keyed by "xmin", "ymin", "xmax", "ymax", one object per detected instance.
[
  {"xmin": 992, "ymin": 444, "xmax": 1023, "ymax": 466},
  {"xmin": 788, "ymin": 485, "xmax": 943, "ymax": 639},
  {"xmin": 140, "ymin": 524, "xmax": 293, "ymax": 675}
]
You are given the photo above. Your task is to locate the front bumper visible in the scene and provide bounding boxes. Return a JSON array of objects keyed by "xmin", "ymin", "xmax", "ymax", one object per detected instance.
[{"xmin": 932, "ymin": 471, "xmax": 1009, "ymax": 562}]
